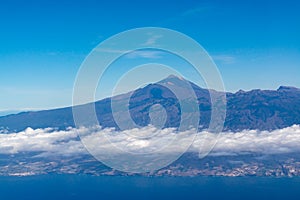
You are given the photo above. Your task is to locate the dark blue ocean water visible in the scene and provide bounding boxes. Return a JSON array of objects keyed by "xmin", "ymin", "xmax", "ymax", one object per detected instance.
[{"xmin": 0, "ymin": 175, "xmax": 300, "ymax": 200}]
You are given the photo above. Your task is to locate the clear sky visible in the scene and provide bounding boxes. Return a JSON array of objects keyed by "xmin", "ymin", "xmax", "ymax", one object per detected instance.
[{"xmin": 0, "ymin": 0, "xmax": 299, "ymax": 115}]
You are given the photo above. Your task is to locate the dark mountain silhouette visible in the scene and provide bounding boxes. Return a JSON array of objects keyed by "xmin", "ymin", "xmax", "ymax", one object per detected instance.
[{"xmin": 0, "ymin": 75, "xmax": 300, "ymax": 133}]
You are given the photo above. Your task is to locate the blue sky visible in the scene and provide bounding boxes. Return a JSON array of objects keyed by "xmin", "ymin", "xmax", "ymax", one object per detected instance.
[{"xmin": 0, "ymin": 0, "xmax": 299, "ymax": 114}]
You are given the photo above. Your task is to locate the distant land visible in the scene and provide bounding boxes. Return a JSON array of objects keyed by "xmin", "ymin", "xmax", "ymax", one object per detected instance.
[
  {"xmin": 1, "ymin": 75, "xmax": 300, "ymax": 177},
  {"xmin": 1, "ymin": 75, "xmax": 300, "ymax": 133}
]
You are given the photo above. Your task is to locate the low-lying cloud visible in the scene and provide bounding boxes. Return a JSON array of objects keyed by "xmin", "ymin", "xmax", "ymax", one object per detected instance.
[
  {"xmin": 1, "ymin": 125, "xmax": 300, "ymax": 157},
  {"xmin": 196, "ymin": 125, "xmax": 300, "ymax": 156}
]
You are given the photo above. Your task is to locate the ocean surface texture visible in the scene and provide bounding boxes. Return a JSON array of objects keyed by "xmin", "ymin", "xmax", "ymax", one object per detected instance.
[{"xmin": 0, "ymin": 175, "xmax": 300, "ymax": 200}]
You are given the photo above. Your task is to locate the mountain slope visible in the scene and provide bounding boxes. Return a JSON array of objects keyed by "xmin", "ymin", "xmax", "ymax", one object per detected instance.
[{"xmin": 0, "ymin": 75, "xmax": 300, "ymax": 132}]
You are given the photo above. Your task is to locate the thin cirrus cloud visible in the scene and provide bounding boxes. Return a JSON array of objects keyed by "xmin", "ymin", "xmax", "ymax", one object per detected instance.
[
  {"xmin": 95, "ymin": 47, "xmax": 165, "ymax": 59},
  {"xmin": 1, "ymin": 125, "xmax": 300, "ymax": 157},
  {"xmin": 124, "ymin": 50, "xmax": 164, "ymax": 59},
  {"xmin": 212, "ymin": 55, "xmax": 237, "ymax": 64},
  {"xmin": 142, "ymin": 34, "xmax": 163, "ymax": 46},
  {"xmin": 94, "ymin": 33, "xmax": 164, "ymax": 59}
]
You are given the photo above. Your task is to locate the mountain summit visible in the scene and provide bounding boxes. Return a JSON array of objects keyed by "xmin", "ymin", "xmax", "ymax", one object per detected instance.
[{"xmin": 158, "ymin": 74, "xmax": 186, "ymax": 84}]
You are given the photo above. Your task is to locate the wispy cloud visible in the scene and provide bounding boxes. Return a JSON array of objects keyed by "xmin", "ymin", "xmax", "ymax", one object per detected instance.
[
  {"xmin": 95, "ymin": 48, "xmax": 164, "ymax": 59},
  {"xmin": 161, "ymin": 5, "xmax": 211, "ymax": 24},
  {"xmin": 143, "ymin": 34, "xmax": 163, "ymax": 46},
  {"xmin": 124, "ymin": 50, "xmax": 164, "ymax": 59},
  {"xmin": 212, "ymin": 55, "xmax": 237, "ymax": 64}
]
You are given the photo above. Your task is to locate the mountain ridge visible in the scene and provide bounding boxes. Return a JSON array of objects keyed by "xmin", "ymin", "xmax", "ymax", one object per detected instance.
[{"xmin": 1, "ymin": 75, "xmax": 300, "ymax": 133}]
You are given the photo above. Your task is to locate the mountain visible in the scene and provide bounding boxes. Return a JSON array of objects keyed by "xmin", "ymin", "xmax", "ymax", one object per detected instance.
[{"xmin": 0, "ymin": 75, "xmax": 300, "ymax": 133}]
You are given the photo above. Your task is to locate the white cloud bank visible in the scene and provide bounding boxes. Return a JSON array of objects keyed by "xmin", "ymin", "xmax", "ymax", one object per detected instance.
[
  {"xmin": 1, "ymin": 125, "xmax": 300, "ymax": 157},
  {"xmin": 197, "ymin": 125, "xmax": 300, "ymax": 156}
]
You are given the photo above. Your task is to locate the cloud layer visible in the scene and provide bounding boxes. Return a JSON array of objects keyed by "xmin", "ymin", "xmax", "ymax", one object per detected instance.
[
  {"xmin": 1, "ymin": 125, "xmax": 300, "ymax": 157},
  {"xmin": 195, "ymin": 125, "xmax": 300, "ymax": 156}
]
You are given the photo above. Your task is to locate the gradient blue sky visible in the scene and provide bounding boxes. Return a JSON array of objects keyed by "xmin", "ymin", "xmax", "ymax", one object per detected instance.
[{"xmin": 0, "ymin": 0, "xmax": 299, "ymax": 115}]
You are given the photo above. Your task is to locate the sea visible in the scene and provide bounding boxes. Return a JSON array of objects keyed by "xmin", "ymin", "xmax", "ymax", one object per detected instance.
[{"xmin": 0, "ymin": 175, "xmax": 300, "ymax": 200}]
